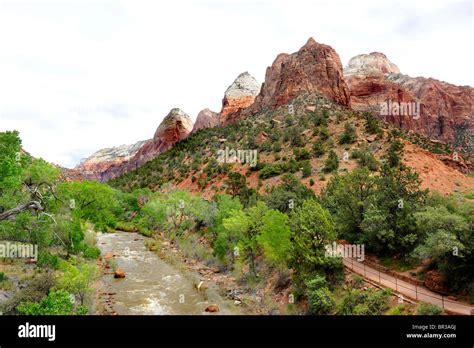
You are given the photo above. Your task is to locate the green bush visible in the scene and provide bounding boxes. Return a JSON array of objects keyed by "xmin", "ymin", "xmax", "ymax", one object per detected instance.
[
  {"xmin": 308, "ymin": 287, "xmax": 336, "ymax": 315},
  {"xmin": 16, "ymin": 289, "xmax": 88, "ymax": 315},
  {"xmin": 351, "ymin": 149, "xmax": 379, "ymax": 171},
  {"xmin": 323, "ymin": 151, "xmax": 339, "ymax": 173},
  {"xmin": 301, "ymin": 160, "xmax": 312, "ymax": 178},
  {"xmin": 259, "ymin": 164, "xmax": 283, "ymax": 179},
  {"xmin": 37, "ymin": 251, "xmax": 60, "ymax": 269},
  {"xmin": 339, "ymin": 122, "xmax": 357, "ymax": 144},
  {"xmin": 312, "ymin": 139, "xmax": 326, "ymax": 157},
  {"xmin": 416, "ymin": 303, "xmax": 443, "ymax": 315}
]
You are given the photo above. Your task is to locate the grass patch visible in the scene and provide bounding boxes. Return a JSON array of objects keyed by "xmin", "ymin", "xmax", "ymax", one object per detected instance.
[{"xmin": 378, "ymin": 256, "xmax": 418, "ymax": 273}]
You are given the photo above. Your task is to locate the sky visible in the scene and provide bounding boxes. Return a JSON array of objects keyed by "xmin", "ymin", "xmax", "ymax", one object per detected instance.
[{"xmin": 0, "ymin": 0, "xmax": 472, "ymax": 168}]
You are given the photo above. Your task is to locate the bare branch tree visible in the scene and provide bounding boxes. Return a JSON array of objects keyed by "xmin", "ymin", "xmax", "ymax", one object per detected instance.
[{"xmin": 0, "ymin": 201, "xmax": 44, "ymax": 221}]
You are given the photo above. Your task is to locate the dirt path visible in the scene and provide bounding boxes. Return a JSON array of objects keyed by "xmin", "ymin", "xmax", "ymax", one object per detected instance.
[{"xmin": 343, "ymin": 258, "xmax": 474, "ymax": 315}]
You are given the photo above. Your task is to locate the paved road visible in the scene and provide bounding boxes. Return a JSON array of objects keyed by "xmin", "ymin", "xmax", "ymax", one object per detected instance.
[{"xmin": 343, "ymin": 258, "xmax": 474, "ymax": 315}]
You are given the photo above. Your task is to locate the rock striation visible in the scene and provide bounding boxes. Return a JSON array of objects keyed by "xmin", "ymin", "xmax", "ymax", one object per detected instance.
[
  {"xmin": 219, "ymin": 72, "xmax": 260, "ymax": 126},
  {"xmin": 76, "ymin": 108, "xmax": 193, "ymax": 181},
  {"xmin": 344, "ymin": 52, "xmax": 473, "ymax": 148}
]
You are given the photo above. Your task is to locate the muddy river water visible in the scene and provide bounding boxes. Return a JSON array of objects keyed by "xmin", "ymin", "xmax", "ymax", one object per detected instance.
[{"xmin": 96, "ymin": 231, "xmax": 242, "ymax": 315}]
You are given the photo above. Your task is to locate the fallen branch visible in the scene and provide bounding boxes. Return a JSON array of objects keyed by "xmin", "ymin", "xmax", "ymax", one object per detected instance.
[{"xmin": 0, "ymin": 201, "xmax": 44, "ymax": 221}]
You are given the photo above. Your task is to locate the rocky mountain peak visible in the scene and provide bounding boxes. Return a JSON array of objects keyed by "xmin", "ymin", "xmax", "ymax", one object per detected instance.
[
  {"xmin": 219, "ymin": 72, "xmax": 260, "ymax": 125},
  {"xmin": 344, "ymin": 52, "xmax": 400, "ymax": 76},
  {"xmin": 248, "ymin": 37, "xmax": 351, "ymax": 113},
  {"xmin": 224, "ymin": 72, "xmax": 260, "ymax": 99},
  {"xmin": 154, "ymin": 108, "xmax": 194, "ymax": 139},
  {"xmin": 74, "ymin": 140, "xmax": 148, "ymax": 181},
  {"xmin": 344, "ymin": 52, "xmax": 473, "ymax": 147},
  {"xmin": 192, "ymin": 108, "xmax": 219, "ymax": 133}
]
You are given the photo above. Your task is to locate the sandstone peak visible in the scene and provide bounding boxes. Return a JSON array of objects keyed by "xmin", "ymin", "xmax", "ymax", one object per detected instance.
[
  {"xmin": 344, "ymin": 53, "xmax": 473, "ymax": 147},
  {"xmin": 79, "ymin": 140, "xmax": 148, "ymax": 165},
  {"xmin": 344, "ymin": 52, "xmax": 400, "ymax": 76},
  {"xmin": 219, "ymin": 72, "xmax": 261, "ymax": 125},
  {"xmin": 75, "ymin": 139, "xmax": 148, "ymax": 181},
  {"xmin": 303, "ymin": 37, "xmax": 318, "ymax": 48},
  {"xmin": 224, "ymin": 72, "xmax": 260, "ymax": 99},
  {"xmin": 192, "ymin": 108, "xmax": 219, "ymax": 133},
  {"xmin": 82, "ymin": 108, "xmax": 195, "ymax": 182},
  {"xmin": 249, "ymin": 37, "xmax": 351, "ymax": 113},
  {"xmin": 154, "ymin": 108, "xmax": 194, "ymax": 139}
]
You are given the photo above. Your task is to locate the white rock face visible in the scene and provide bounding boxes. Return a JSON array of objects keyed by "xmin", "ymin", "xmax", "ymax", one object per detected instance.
[
  {"xmin": 78, "ymin": 140, "xmax": 148, "ymax": 165},
  {"xmin": 344, "ymin": 52, "xmax": 400, "ymax": 76},
  {"xmin": 224, "ymin": 72, "xmax": 260, "ymax": 98}
]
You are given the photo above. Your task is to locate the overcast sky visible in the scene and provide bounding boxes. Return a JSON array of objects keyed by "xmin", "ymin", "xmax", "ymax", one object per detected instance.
[{"xmin": 0, "ymin": 0, "xmax": 472, "ymax": 168}]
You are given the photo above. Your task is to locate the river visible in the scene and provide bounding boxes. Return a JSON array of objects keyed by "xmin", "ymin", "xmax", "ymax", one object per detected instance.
[{"xmin": 95, "ymin": 231, "xmax": 243, "ymax": 315}]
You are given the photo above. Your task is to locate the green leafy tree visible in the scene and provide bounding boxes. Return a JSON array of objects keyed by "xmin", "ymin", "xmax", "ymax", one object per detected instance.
[
  {"xmin": 55, "ymin": 181, "xmax": 120, "ymax": 231},
  {"xmin": 361, "ymin": 164, "xmax": 427, "ymax": 256},
  {"xmin": 57, "ymin": 260, "xmax": 96, "ymax": 305},
  {"xmin": 265, "ymin": 174, "xmax": 315, "ymax": 213},
  {"xmin": 289, "ymin": 200, "xmax": 341, "ymax": 283},
  {"xmin": 16, "ymin": 289, "xmax": 87, "ymax": 315},
  {"xmin": 223, "ymin": 202, "xmax": 270, "ymax": 277},
  {"xmin": 322, "ymin": 168, "xmax": 376, "ymax": 241},
  {"xmin": 257, "ymin": 210, "xmax": 292, "ymax": 268},
  {"xmin": 305, "ymin": 275, "xmax": 335, "ymax": 315}
]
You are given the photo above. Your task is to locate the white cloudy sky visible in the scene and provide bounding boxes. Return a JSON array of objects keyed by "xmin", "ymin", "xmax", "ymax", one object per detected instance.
[{"xmin": 0, "ymin": 0, "xmax": 472, "ymax": 168}]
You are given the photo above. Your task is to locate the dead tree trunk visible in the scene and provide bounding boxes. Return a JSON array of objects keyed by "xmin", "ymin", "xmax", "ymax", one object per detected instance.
[{"xmin": 0, "ymin": 201, "xmax": 43, "ymax": 221}]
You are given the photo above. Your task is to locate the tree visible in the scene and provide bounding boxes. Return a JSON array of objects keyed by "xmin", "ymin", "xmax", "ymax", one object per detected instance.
[
  {"xmin": 55, "ymin": 181, "xmax": 120, "ymax": 231},
  {"xmin": 290, "ymin": 200, "xmax": 341, "ymax": 283},
  {"xmin": 322, "ymin": 168, "xmax": 376, "ymax": 242},
  {"xmin": 257, "ymin": 210, "xmax": 292, "ymax": 269},
  {"xmin": 386, "ymin": 136, "xmax": 404, "ymax": 168},
  {"xmin": 223, "ymin": 202, "xmax": 270, "ymax": 278},
  {"xmin": 0, "ymin": 131, "xmax": 60, "ymax": 222},
  {"xmin": 412, "ymin": 203, "xmax": 472, "ymax": 294},
  {"xmin": 305, "ymin": 275, "xmax": 335, "ymax": 315},
  {"xmin": 224, "ymin": 172, "xmax": 256, "ymax": 207},
  {"xmin": 16, "ymin": 289, "xmax": 87, "ymax": 315},
  {"xmin": 351, "ymin": 148, "xmax": 379, "ymax": 171},
  {"xmin": 361, "ymin": 164, "xmax": 427, "ymax": 256},
  {"xmin": 323, "ymin": 151, "xmax": 339, "ymax": 173},
  {"xmin": 363, "ymin": 112, "xmax": 383, "ymax": 136},
  {"xmin": 265, "ymin": 174, "xmax": 315, "ymax": 213},
  {"xmin": 339, "ymin": 122, "xmax": 357, "ymax": 144},
  {"xmin": 301, "ymin": 160, "xmax": 312, "ymax": 178},
  {"xmin": 57, "ymin": 260, "xmax": 96, "ymax": 305},
  {"xmin": 312, "ymin": 139, "xmax": 326, "ymax": 158}
]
